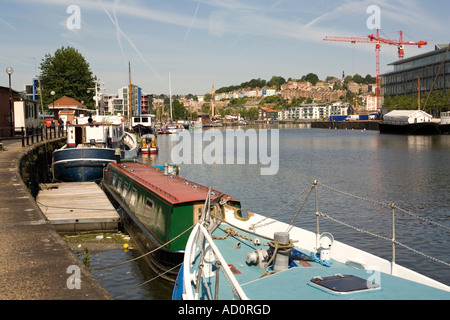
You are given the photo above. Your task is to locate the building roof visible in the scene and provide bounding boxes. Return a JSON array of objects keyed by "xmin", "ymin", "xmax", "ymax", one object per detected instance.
[
  {"xmin": 260, "ymin": 106, "xmax": 276, "ymax": 112},
  {"xmin": 388, "ymin": 45, "xmax": 450, "ymax": 67},
  {"xmin": 48, "ymin": 96, "xmax": 87, "ymax": 110},
  {"xmin": 384, "ymin": 110, "xmax": 432, "ymax": 122}
]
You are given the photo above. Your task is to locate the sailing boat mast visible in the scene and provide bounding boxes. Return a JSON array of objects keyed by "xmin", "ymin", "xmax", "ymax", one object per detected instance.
[
  {"xmin": 211, "ymin": 84, "xmax": 215, "ymax": 118},
  {"xmin": 128, "ymin": 61, "xmax": 133, "ymax": 129},
  {"xmin": 169, "ymin": 72, "xmax": 173, "ymax": 120},
  {"xmin": 418, "ymin": 76, "xmax": 421, "ymax": 110}
]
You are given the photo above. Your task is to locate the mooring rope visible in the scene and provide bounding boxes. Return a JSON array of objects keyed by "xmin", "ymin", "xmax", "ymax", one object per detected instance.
[
  {"xmin": 112, "ymin": 262, "xmax": 183, "ymax": 298},
  {"xmin": 90, "ymin": 224, "xmax": 194, "ymax": 271}
]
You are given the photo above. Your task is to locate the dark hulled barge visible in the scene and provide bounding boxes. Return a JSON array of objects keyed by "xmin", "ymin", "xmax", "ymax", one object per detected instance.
[{"xmin": 102, "ymin": 160, "xmax": 240, "ymax": 282}]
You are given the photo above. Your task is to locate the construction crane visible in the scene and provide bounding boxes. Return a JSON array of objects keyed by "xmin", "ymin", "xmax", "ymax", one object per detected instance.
[{"xmin": 323, "ymin": 29, "xmax": 427, "ymax": 110}]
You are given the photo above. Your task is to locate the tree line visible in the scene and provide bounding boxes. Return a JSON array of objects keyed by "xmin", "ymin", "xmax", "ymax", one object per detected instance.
[
  {"xmin": 384, "ymin": 89, "xmax": 450, "ymax": 115},
  {"xmin": 215, "ymin": 73, "xmax": 377, "ymax": 93}
]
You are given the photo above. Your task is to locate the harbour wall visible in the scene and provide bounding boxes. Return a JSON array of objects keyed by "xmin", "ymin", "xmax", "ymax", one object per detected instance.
[
  {"xmin": 311, "ymin": 120, "xmax": 381, "ymax": 131},
  {"xmin": 20, "ymin": 139, "xmax": 65, "ymax": 197},
  {"xmin": 249, "ymin": 119, "xmax": 381, "ymax": 131},
  {"xmin": 0, "ymin": 138, "xmax": 112, "ymax": 299}
]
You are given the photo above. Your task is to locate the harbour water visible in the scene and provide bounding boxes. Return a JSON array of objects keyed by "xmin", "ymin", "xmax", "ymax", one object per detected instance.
[{"xmin": 92, "ymin": 125, "xmax": 450, "ymax": 299}]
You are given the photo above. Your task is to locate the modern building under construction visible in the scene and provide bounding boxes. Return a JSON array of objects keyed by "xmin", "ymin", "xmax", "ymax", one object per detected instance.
[{"xmin": 381, "ymin": 44, "xmax": 450, "ymax": 98}]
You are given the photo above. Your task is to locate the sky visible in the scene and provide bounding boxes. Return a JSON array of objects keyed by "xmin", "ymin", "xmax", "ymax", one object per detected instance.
[{"xmin": 0, "ymin": 0, "xmax": 448, "ymax": 96}]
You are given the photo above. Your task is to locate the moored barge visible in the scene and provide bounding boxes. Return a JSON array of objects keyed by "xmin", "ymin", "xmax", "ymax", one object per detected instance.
[{"xmin": 102, "ymin": 160, "xmax": 240, "ymax": 282}]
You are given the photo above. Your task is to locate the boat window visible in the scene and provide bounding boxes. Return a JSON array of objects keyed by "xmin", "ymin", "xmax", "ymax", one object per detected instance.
[
  {"xmin": 142, "ymin": 118, "xmax": 148, "ymax": 123},
  {"xmin": 130, "ymin": 188, "xmax": 137, "ymax": 207},
  {"xmin": 143, "ymin": 198, "xmax": 153, "ymax": 219},
  {"xmin": 122, "ymin": 181, "xmax": 129, "ymax": 198},
  {"xmin": 117, "ymin": 178, "xmax": 122, "ymax": 194},
  {"xmin": 309, "ymin": 275, "xmax": 380, "ymax": 294},
  {"xmin": 111, "ymin": 173, "xmax": 117, "ymax": 186}
]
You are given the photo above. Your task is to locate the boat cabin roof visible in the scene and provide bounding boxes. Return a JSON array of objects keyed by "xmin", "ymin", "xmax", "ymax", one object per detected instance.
[{"xmin": 107, "ymin": 161, "xmax": 237, "ymax": 205}]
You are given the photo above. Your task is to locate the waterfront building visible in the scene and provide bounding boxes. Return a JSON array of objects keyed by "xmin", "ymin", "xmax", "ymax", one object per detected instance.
[
  {"xmin": 381, "ymin": 44, "xmax": 450, "ymax": 98},
  {"xmin": 282, "ymin": 102, "xmax": 351, "ymax": 120},
  {"xmin": 284, "ymin": 103, "xmax": 330, "ymax": 120},
  {"xmin": 111, "ymin": 84, "xmax": 142, "ymax": 117},
  {"xmin": 48, "ymin": 96, "xmax": 89, "ymax": 125},
  {"xmin": 259, "ymin": 106, "xmax": 277, "ymax": 120}
]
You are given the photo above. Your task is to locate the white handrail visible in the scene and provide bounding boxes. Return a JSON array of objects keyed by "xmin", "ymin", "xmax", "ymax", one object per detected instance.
[{"xmin": 183, "ymin": 223, "xmax": 249, "ymax": 300}]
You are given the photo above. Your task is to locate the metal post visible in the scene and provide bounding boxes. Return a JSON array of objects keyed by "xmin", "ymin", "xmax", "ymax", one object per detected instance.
[
  {"xmin": 21, "ymin": 127, "xmax": 25, "ymax": 147},
  {"xmin": 7, "ymin": 70, "xmax": 13, "ymax": 137},
  {"xmin": 391, "ymin": 203, "xmax": 396, "ymax": 275},
  {"xmin": 314, "ymin": 180, "xmax": 320, "ymax": 250}
]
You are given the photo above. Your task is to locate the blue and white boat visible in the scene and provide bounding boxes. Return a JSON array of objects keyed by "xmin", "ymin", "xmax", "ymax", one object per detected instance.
[
  {"xmin": 173, "ymin": 181, "xmax": 450, "ymax": 300},
  {"xmin": 52, "ymin": 115, "xmax": 137, "ymax": 182}
]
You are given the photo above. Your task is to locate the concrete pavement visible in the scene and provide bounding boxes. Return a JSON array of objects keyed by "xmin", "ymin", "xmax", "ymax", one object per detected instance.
[{"xmin": 0, "ymin": 139, "xmax": 112, "ymax": 300}]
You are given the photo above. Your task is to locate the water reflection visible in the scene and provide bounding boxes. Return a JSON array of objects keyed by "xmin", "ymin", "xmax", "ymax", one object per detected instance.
[{"xmin": 94, "ymin": 126, "xmax": 449, "ymax": 298}]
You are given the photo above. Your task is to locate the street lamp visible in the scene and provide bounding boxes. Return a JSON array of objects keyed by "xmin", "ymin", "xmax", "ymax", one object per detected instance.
[{"xmin": 6, "ymin": 67, "xmax": 14, "ymax": 137}]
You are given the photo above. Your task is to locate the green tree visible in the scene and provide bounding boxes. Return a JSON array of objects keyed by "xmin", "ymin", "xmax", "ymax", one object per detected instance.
[
  {"xmin": 172, "ymin": 99, "xmax": 187, "ymax": 119},
  {"xmin": 40, "ymin": 46, "xmax": 95, "ymax": 110},
  {"xmin": 301, "ymin": 73, "xmax": 320, "ymax": 86},
  {"xmin": 204, "ymin": 93, "xmax": 212, "ymax": 102},
  {"xmin": 267, "ymin": 76, "xmax": 286, "ymax": 90}
]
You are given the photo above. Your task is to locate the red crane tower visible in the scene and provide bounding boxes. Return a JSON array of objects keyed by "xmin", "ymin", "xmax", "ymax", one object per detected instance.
[{"xmin": 323, "ymin": 29, "xmax": 427, "ymax": 110}]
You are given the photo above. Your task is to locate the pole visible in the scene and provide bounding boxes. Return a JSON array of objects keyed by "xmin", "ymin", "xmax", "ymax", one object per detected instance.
[
  {"xmin": 391, "ymin": 203, "xmax": 396, "ymax": 275},
  {"xmin": 128, "ymin": 62, "xmax": 133, "ymax": 129},
  {"xmin": 418, "ymin": 76, "xmax": 421, "ymax": 110},
  {"xmin": 169, "ymin": 72, "xmax": 173, "ymax": 120},
  {"xmin": 8, "ymin": 73, "xmax": 13, "ymax": 137},
  {"xmin": 314, "ymin": 180, "xmax": 320, "ymax": 250}
]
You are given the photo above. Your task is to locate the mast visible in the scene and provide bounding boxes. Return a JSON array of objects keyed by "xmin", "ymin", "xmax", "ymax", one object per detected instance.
[
  {"xmin": 128, "ymin": 61, "xmax": 133, "ymax": 129},
  {"xmin": 211, "ymin": 84, "xmax": 215, "ymax": 118},
  {"xmin": 418, "ymin": 76, "xmax": 421, "ymax": 110},
  {"xmin": 169, "ymin": 71, "xmax": 173, "ymax": 120}
]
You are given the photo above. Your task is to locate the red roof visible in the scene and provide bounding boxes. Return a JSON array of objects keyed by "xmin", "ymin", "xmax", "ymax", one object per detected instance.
[
  {"xmin": 49, "ymin": 96, "xmax": 87, "ymax": 109},
  {"xmin": 260, "ymin": 106, "xmax": 276, "ymax": 112},
  {"xmin": 108, "ymin": 161, "xmax": 238, "ymax": 205}
]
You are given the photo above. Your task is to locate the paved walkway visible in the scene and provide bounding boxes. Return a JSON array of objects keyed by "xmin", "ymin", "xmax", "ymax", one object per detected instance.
[{"xmin": 0, "ymin": 139, "xmax": 112, "ymax": 299}]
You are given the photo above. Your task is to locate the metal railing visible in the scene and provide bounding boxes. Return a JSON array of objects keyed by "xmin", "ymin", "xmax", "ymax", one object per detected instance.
[{"xmin": 0, "ymin": 125, "xmax": 67, "ymax": 147}]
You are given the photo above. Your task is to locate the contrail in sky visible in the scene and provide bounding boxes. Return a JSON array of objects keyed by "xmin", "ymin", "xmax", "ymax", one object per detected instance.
[
  {"xmin": 98, "ymin": 0, "xmax": 165, "ymax": 86},
  {"xmin": 183, "ymin": 1, "xmax": 201, "ymax": 44}
]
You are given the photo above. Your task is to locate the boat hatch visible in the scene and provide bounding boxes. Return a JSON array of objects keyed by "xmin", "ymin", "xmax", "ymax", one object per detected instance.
[{"xmin": 309, "ymin": 274, "xmax": 380, "ymax": 294}]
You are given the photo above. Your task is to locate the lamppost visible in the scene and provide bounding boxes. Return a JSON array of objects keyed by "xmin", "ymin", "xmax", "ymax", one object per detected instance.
[{"xmin": 6, "ymin": 67, "xmax": 14, "ymax": 137}]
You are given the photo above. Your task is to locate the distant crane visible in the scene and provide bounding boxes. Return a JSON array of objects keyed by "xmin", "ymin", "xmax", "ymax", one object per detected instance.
[{"xmin": 323, "ymin": 29, "xmax": 427, "ymax": 110}]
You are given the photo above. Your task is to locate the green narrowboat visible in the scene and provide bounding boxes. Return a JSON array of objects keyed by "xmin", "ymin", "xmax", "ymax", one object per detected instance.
[{"xmin": 102, "ymin": 160, "xmax": 240, "ymax": 282}]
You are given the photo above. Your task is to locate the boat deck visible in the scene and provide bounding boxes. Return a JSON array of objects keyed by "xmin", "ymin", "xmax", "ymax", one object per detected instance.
[{"xmin": 206, "ymin": 223, "xmax": 450, "ymax": 300}]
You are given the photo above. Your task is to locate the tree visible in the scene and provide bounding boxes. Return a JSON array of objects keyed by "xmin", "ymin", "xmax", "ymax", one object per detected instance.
[
  {"xmin": 267, "ymin": 76, "xmax": 286, "ymax": 89},
  {"xmin": 40, "ymin": 46, "xmax": 95, "ymax": 110},
  {"xmin": 204, "ymin": 93, "xmax": 212, "ymax": 102},
  {"xmin": 172, "ymin": 99, "xmax": 187, "ymax": 119},
  {"xmin": 301, "ymin": 73, "xmax": 320, "ymax": 86}
]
